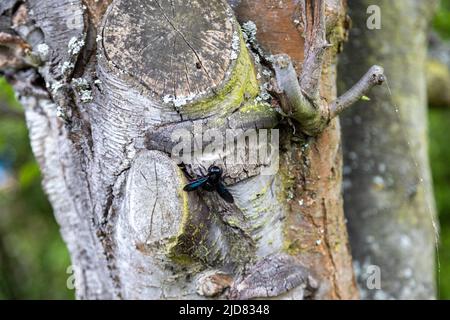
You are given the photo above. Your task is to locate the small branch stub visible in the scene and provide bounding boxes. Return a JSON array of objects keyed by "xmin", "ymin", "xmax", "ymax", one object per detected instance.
[
  {"xmin": 270, "ymin": 0, "xmax": 386, "ymax": 136},
  {"xmin": 330, "ymin": 65, "xmax": 385, "ymax": 118}
]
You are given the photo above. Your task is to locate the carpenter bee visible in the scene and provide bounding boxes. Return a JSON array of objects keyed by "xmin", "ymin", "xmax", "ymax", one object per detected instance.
[{"xmin": 183, "ymin": 165, "xmax": 234, "ymax": 203}]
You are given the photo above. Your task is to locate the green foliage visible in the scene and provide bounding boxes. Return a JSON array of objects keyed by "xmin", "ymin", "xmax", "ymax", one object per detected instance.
[
  {"xmin": 0, "ymin": 77, "xmax": 73, "ymax": 299},
  {"xmin": 0, "ymin": 78, "xmax": 20, "ymax": 109},
  {"xmin": 429, "ymin": 108, "xmax": 450, "ymax": 299},
  {"xmin": 429, "ymin": 0, "xmax": 450, "ymax": 300},
  {"xmin": 434, "ymin": 0, "xmax": 450, "ymax": 39}
]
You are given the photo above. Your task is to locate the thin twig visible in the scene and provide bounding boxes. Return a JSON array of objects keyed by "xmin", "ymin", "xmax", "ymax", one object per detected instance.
[{"xmin": 330, "ymin": 66, "xmax": 385, "ymax": 118}]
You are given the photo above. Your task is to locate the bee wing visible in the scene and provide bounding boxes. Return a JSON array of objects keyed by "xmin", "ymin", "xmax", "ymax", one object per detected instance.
[
  {"xmin": 183, "ymin": 177, "xmax": 208, "ymax": 191},
  {"xmin": 216, "ymin": 182, "xmax": 234, "ymax": 203}
]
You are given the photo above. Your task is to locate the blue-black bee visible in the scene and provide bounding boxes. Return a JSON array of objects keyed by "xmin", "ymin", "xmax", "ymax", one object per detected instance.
[{"xmin": 183, "ymin": 165, "xmax": 234, "ymax": 203}]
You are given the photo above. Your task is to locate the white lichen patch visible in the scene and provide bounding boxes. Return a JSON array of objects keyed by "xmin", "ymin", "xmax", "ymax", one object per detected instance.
[
  {"xmin": 253, "ymin": 84, "xmax": 272, "ymax": 104},
  {"xmin": 242, "ymin": 21, "xmax": 257, "ymax": 44},
  {"xmin": 262, "ymin": 69, "xmax": 272, "ymax": 77},
  {"xmin": 61, "ymin": 61, "xmax": 74, "ymax": 75},
  {"xmin": 56, "ymin": 105, "xmax": 66, "ymax": 119},
  {"xmin": 163, "ymin": 94, "xmax": 173, "ymax": 104},
  {"xmin": 79, "ymin": 90, "xmax": 93, "ymax": 103},
  {"xmin": 68, "ymin": 36, "xmax": 85, "ymax": 56},
  {"xmin": 231, "ymin": 32, "xmax": 240, "ymax": 51},
  {"xmin": 72, "ymin": 78, "xmax": 93, "ymax": 103},
  {"xmin": 225, "ymin": 6, "xmax": 234, "ymax": 18},
  {"xmin": 265, "ymin": 55, "xmax": 275, "ymax": 63},
  {"xmin": 230, "ymin": 31, "xmax": 240, "ymax": 60},
  {"xmin": 51, "ymin": 81, "xmax": 64, "ymax": 95},
  {"xmin": 258, "ymin": 89, "xmax": 271, "ymax": 101},
  {"xmin": 72, "ymin": 77, "xmax": 89, "ymax": 89},
  {"xmin": 36, "ymin": 43, "xmax": 50, "ymax": 61},
  {"xmin": 163, "ymin": 93, "xmax": 197, "ymax": 108}
]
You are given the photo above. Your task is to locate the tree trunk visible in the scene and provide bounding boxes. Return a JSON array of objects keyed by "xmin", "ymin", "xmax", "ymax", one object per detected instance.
[
  {"xmin": 339, "ymin": 0, "xmax": 438, "ymax": 299},
  {"xmin": 1, "ymin": 0, "xmax": 382, "ymax": 299}
]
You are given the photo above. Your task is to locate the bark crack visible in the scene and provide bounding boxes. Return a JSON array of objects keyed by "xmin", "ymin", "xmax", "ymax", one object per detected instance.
[
  {"xmin": 154, "ymin": 0, "xmax": 214, "ymax": 85},
  {"xmin": 322, "ymin": 198, "xmax": 341, "ymax": 299},
  {"xmin": 148, "ymin": 162, "xmax": 159, "ymax": 240}
]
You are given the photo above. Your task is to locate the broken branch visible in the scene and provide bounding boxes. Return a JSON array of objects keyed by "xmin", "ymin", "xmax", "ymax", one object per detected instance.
[
  {"xmin": 330, "ymin": 65, "xmax": 385, "ymax": 118},
  {"xmin": 270, "ymin": 0, "xmax": 385, "ymax": 136},
  {"xmin": 272, "ymin": 54, "xmax": 326, "ymax": 136}
]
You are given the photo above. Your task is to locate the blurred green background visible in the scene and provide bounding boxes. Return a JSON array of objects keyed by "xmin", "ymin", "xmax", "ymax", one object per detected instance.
[
  {"xmin": 430, "ymin": 0, "xmax": 450, "ymax": 300},
  {"xmin": 0, "ymin": 77, "xmax": 73, "ymax": 299},
  {"xmin": 0, "ymin": 2, "xmax": 450, "ymax": 300}
]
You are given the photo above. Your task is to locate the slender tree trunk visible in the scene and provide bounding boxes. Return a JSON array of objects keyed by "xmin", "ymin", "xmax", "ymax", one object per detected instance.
[
  {"xmin": 1, "ymin": 0, "xmax": 382, "ymax": 299},
  {"xmin": 339, "ymin": 0, "xmax": 438, "ymax": 299}
]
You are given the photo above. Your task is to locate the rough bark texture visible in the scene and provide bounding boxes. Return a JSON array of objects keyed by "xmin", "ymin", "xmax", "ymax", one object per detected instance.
[
  {"xmin": 339, "ymin": 0, "xmax": 438, "ymax": 299},
  {"xmin": 232, "ymin": 0, "xmax": 358, "ymax": 299},
  {"xmin": 0, "ymin": 0, "xmax": 381, "ymax": 300}
]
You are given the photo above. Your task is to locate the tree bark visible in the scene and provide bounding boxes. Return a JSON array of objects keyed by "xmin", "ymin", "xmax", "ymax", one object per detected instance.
[
  {"xmin": 339, "ymin": 0, "xmax": 438, "ymax": 299},
  {"xmin": 1, "ymin": 0, "xmax": 381, "ymax": 299}
]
